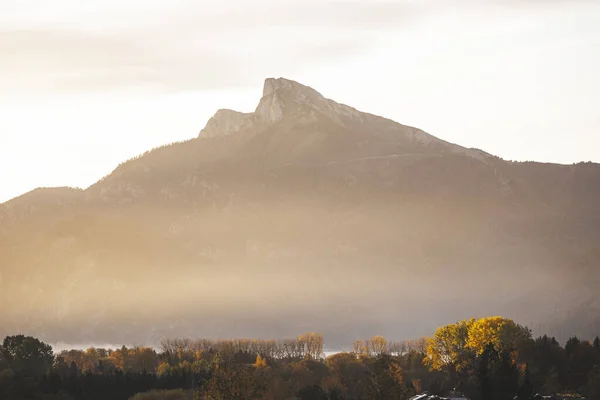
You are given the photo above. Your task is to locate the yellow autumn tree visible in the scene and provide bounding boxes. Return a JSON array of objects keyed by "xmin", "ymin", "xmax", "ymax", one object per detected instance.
[
  {"xmin": 156, "ymin": 362, "xmax": 173, "ymax": 376},
  {"xmin": 254, "ymin": 354, "xmax": 268, "ymax": 368},
  {"xmin": 423, "ymin": 318, "xmax": 476, "ymax": 372},
  {"xmin": 466, "ymin": 316, "xmax": 531, "ymax": 358},
  {"xmin": 83, "ymin": 347, "xmax": 100, "ymax": 373},
  {"xmin": 109, "ymin": 346, "xmax": 127, "ymax": 371},
  {"xmin": 424, "ymin": 316, "xmax": 531, "ymax": 372}
]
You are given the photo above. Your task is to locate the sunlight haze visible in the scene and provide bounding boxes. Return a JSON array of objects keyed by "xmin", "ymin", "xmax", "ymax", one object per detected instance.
[{"xmin": 2, "ymin": 3, "xmax": 600, "ymax": 399}]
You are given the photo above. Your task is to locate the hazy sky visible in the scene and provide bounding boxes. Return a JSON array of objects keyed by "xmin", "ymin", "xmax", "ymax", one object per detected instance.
[{"xmin": 1, "ymin": 0, "xmax": 599, "ymax": 203}]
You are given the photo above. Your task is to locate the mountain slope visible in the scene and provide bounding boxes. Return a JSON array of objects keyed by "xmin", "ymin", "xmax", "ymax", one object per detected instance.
[{"xmin": 1, "ymin": 78, "xmax": 599, "ymax": 346}]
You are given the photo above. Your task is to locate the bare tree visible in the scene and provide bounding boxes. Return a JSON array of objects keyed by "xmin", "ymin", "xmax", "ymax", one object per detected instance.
[
  {"xmin": 367, "ymin": 336, "xmax": 388, "ymax": 357},
  {"xmin": 298, "ymin": 332, "xmax": 324, "ymax": 360},
  {"xmin": 388, "ymin": 340, "xmax": 408, "ymax": 356},
  {"xmin": 353, "ymin": 340, "xmax": 367, "ymax": 356}
]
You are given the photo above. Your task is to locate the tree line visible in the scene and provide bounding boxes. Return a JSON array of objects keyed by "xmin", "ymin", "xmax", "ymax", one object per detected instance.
[{"xmin": 1, "ymin": 317, "xmax": 600, "ymax": 399}]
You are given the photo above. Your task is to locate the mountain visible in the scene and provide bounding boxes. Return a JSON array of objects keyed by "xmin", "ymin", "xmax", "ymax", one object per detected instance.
[{"xmin": 1, "ymin": 78, "xmax": 599, "ymax": 347}]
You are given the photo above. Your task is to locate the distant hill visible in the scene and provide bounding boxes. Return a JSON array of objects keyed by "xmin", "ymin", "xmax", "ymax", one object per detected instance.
[{"xmin": 1, "ymin": 78, "xmax": 599, "ymax": 346}]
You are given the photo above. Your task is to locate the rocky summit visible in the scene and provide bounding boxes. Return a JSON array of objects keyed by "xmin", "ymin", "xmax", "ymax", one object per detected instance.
[{"xmin": 1, "ymin": 78, "xmax": 599, "ymax": 346}]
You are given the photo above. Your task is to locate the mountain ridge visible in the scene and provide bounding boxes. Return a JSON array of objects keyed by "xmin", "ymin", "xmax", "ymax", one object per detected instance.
[
  {"xmin": 1, "ymin": 77, "xmax": 599, "ymax": 346},
  {"xmin": 2, "ymin": 77, "xmax": 597, "ymax": 206}
]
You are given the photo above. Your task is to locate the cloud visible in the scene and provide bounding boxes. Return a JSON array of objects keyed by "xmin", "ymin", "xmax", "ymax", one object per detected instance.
[
  {"xmin": 0, "ymin": 0, "xmax": 420, "ymax": 93},
  {"xmin": 0, "ymin": 26, "xmax": 374, "ymax": 93},
  {"xmin": 2, "ymin": 0, "xmax": 598, "ymax": 94},
  {"xmin": 174, "ymin": 1, "xmax": 418, "ymax": 31}
]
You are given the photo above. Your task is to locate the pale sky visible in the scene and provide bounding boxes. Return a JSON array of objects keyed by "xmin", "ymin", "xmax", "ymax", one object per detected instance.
[{"xmin": 1, "ymin": 0, "xmax": 599, "ymax": 203}]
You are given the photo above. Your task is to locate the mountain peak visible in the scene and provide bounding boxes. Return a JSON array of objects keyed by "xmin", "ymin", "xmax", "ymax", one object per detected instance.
[
  {"xmin": 255, "ymin": 77, "xmax": 364, "ymax": 125},
  {"xmin": 199, "ymin": 78, "xmax": 337, "ymax": 138},
  {"xmin": 255, "ymin": 77, "xmax": 327, "ymax": 124}
]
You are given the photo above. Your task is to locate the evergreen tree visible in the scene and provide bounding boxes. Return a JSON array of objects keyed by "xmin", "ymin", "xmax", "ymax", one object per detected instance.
[
  {"xmin": 519, "ymin": 365, "xmax": 534, "ymax": 400},
  {"xmin": 474, "ymin": 343, "xmax": 496, "ymax": 400},
  {"xmin": 492, "ymin": 350, "xmax": 520, "ymax": 400}
]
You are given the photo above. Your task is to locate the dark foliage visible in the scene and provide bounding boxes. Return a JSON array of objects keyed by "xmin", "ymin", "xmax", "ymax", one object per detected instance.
[{"xmin": 1, "ymin": 328, "xmax": 600, "ymax": 400}]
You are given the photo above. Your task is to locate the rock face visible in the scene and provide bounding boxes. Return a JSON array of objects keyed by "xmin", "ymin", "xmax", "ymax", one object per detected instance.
[
  {"xmin": 201, "ymin": 78, "xmax": 368, "ymax": 134},
  {"xmin": 199, "ymin": 109, "xmax": 253, "ymax": 139},
  {"xmin": 1, "ymin": 77, "xmax": 599, "ymax": 346},
  {"xmin": 198, "ymin": 78, "xmax": 471, "ymax": 163},
  {"xmin": 254, "ymin": 77, "xmax": 363, "ymax": 125},
  {"xmin": 199, "ymin": 78, "xmax": 358, "ymax": 136}
]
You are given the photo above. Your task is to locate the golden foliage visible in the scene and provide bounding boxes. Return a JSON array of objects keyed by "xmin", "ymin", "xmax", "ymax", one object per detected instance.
[
  {"xmin": 424, "ymin": 316, "xmax": 532, "ymax": 372},
  {"xmin": 466, "ymin": 316, "xmax": 531, "ymax": 356},
  {"xmin": 253, "ymin": 354, "xmax": 268, "ymax": 368},
  {"xmin": 424, "ymin": 318, "xmax": 475, "ymax": 372},
  {"xmin": 156, "ymin": 362, "xmax": 172, "ymax": 376}
]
